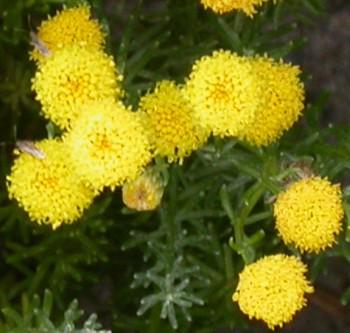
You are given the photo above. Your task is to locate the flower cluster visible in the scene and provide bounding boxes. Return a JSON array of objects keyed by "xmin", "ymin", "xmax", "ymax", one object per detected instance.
[
  {"xmin": 200, "ymin": 0, "xmax": 271, "ymax": 17},
  {"xmin": 7, "ymin": 140, "xmax": 94, "ymax": 229},
  {"xmin": 6, "ymin": 3, "xmax": 346, "ymax": 331},
  {"xmin": 64, "ymin": 100, "xmax": 151, "ymax": 192},
  {"xmin": 233, "ymin": 254, "xmax": 314, "ymax": 329},
  {"xmin": 8, "ymin": 6, "xmax": 152, "ymax": 228},
  {"xmin": 232, "ymin": 175, "xmax": 344, "ymax": 329},
  {"xmin": 30, "ymin": 5, "xmax": 105, "ymax": 62},
  {"xmin": 238, "ymin": 56, "xmax": 304, "ymax": 146},
  {"xmin": 184, "ymin": 50, "xmax": 260, "ymax": 138},
  {"xmin": 32, "ymin": 45, "xmax": 122, "ymax": 129},
  {"xmin": 185, "ymin": 49, "xmax": 304, "ymax": 146},
  {"xmin": 274, "ymin": 176, "xmax": 344, "ymax": 253},
  {"xmin": 139, "ymin": 80, "xmax": 208, "ymax": 163},
  {"xmin": 9, "ymin": 6, "xmax": 307, "ymax": 230}
]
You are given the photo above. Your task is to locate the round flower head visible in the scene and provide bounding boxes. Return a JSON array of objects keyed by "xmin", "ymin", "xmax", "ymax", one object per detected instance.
[
  {"xmin": 274, "ymin": 177, "xmax": 344, "ymax": 253},
  {"xmin": 64, "ymin": 100, "xmax": 152, "ymax": 192},
  {"xmin": 30, "ymin": 5, "xmax": 105, "ymax": 62},
  {"xmin": 139, "ymin": 80, "xmax": 208, "ymax": 163},
  {"xmin": 200, "ymin": 0, "xmax": 270, "ymax": 17},
  {"xmin": 237, "ymin": 56, "xmax": 305, "ymax": 146},
  {"xmin": 32, "ymin": 45, "xmax": 123, "ymax": 130},
  {"xmin": 233, "ymin": 254, "xmax": 314, "ymax": 329},
  {"xmin": 122, "ymin": 168, "xmax": 164, "ymax": 211},
  {"xmin": 7, "ymin": 139, "xmax": 95, "ymax": 229},
  {"xmin": 184, "ymin": 50, "xmax": 260, "ymax": 138}
]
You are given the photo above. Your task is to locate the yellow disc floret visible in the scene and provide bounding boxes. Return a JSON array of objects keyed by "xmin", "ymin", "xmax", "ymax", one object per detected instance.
[
  {"xmin": 274, "ymin": 177, "xmax": 344, "ymax": 253},
  {"xmin": 139, "ymin": 80, "xmax": 208, "ymax": 163},
  {"xmin": 32, "ymin": 45, "xmax": 123, "ymax": 130},
  {"xmin": 237, "ymin": 56, "xmax": 305, "ymax": 146},
  {"xmin": 122, "ymin": 168, "xmax": 164, "ymax": 211},
  {"xmin": 7, "ymin": 139, "xmax": 95, "ymax": 229},
  {"xmin": 64, "ymin": 100, "xmax": 152, "ymax": 192},
  {"xmin": 233, "ymin": 254, "xmax": 314, "ymax": 329},
  {"xmin": 30, "ymin": 5, "xmax": 105, "ymax": 62},
  {"xmin": 184, "ymin": 50, "xmax": 260, "ymax": 138},
  {"xmin": 200, "ymin": 0, "xmax": 270, "ymax": 17}
]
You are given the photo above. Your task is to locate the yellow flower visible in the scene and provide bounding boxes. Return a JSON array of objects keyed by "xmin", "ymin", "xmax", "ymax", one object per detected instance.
[
  {"xmin": 233, "ymin": 254, "xmax": 314, "ymax": 329},
  {"xmin": 139, "ymin": 81, "xmax": 208, "ymax": 163},
  {"xmin": 200, "ymin": 0, "xmax": 270, "ymax": 17},
  {"xmin": 274, "ymin": 177, "xmax": 344, "ymax": 253},
  {"xmin": 184, "ymin": 50, "xmax": 260, "ymax": 138},
  {"xmin": 122, "ymin": 168, "xmax": 164, "ymax": 211},
  {"xmin": 7, "ymin": 139, "xmax": 95, "ymax": 229},
  {"xmin": 237, "ymin": 56, "xmax": 305, "ymax": 146},
  {"xmin": 32, "ymin": 45, "xmax": 123, "ymax": 130},
  {"xmin": 30, "ymin": 5, "xmax": 105, "ymax": 62},
  {"xmin": 64, "ymin": 100, "xmax": 152, "ymax": 192}
]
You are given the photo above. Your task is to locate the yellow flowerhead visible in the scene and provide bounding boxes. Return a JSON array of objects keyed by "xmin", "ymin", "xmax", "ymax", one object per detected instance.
[
  {"xmin": 30, "ymin": 5, "xmax": 105, "ymax": 62},
  {"xmin": 274, "ymin": 177, "xmax": 344, "ymax": 253},
  {"xmin": 184, "ymin": 50, "xmax": 260, "ymax": 138},
  {"xmin": 237, "ymin": 56, "xmax": 305, "ymax": 146},
  {"xmin": 233, "ymin": 254, "xmax": 314, "ymax": 329},
  {"xmin": 122, "ymin": 168, "xmax": 164, "ymax": 211},
  {"xmin": 32, "ymin": 45, "xmax": 123, "ymax": 130},
  {"xmin": 200, "ymin": 0, "xmax": 270, "ymax": 17},
  {"xmin": 64, "ymin": 100, "xmax": 152, "ymax": 192},
  {"xmin": 7, "ymin": 139, "xmax": 95, "ymax": 229},
  {"xmin": 139, "ymin": 81, "xmax": 208, "ymax": 163}
]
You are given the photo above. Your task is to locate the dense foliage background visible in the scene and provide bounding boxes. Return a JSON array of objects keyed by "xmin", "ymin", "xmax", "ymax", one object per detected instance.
[{"xmin": 1, "ymin": 0, "xmax": 350, "ymax": 332}]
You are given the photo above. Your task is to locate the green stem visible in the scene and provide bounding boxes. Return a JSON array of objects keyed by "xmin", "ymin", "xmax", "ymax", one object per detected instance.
[
  {"xmin": 220, "ymin": 185, "xmax": 244, "ymax": 246},
  {"xmin": 223, "ymin": 244, "xmax": 234, "ymax": 283}
]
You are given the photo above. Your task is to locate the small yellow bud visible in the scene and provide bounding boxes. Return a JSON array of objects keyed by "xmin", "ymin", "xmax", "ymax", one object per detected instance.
[{"xmin": 122, "ymin": 169, "xmax": 164, "ymax": 211}]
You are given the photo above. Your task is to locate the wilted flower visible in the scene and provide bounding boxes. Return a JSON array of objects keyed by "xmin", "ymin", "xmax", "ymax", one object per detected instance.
[{"xmin": 122, "ymin": 168, "xmax": 164, "ymax": 211}]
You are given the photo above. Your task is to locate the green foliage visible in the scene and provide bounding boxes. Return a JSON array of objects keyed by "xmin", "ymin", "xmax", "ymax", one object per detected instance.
[
  {"xmin": 0, "ymin": 290, "xmax": 110, "ymax": 333},
  {"xmin": 2, "ymin": 0, "xmax": 350, "ymax": 332},
  {"xmin": 0, "ymin": 194, "xmax": 111, "ymax": 305}
]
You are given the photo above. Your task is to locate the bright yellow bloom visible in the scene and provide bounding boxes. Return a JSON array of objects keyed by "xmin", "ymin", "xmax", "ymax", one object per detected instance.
[
  {"xmin": 122, "ymin": 168, "xmax": 164, "ymax": 211},
  {"xmin": 237, "ymin": 56, "xmax": 305, "ymax": 146},
  {"xmin": 30, "ymin": 5, "xmax": 105, "ymax": 62},
  {"xmin": 64, "ymin": 100, "xmax": 152, "ymax": 192},
  {"xmin": 274, "ymin": 177, "xmax": 343, "ymax": 253},
  {"xmin": 184, "ymin": 50, "xmax": 260, "ymax": 138},
  {"xmin": 7, "ymin": 139, "xmax": 95, "ymax": 229},
  {"xmin": 32, "ymin": 45, "xmax": 123, "ymax": 130},
  {"xmin": 139, "ymin": 81, "xmax": 208, "ymax": 163},
  {"xmin": 233, "ymin": 254, "xmax": 314, "ymax": 329},
  {"xmin": 200, "ymin": 0, "xmax": 270, "ymax": 17}
]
